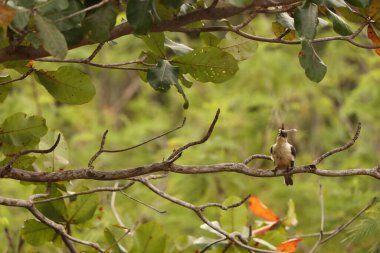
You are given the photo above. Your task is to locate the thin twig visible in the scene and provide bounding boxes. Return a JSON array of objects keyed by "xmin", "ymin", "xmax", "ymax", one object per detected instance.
[
  {"xmin": 244, "ymin": 154, "xmax": 272, "ymax": 165},
  {"xmin": 111, "ymin": 182, "xmax": 126, "ymax": 228},
  {"xmin": 85, "ymin": 42, "xmax": 106, "ymax": 62},
  {"xmin": 168, "ymin": 109, "xmax": 220, "ymax": 160},
  {"xmin": 33, "ymin": 182, "xmax": 135, "ymax": 204},
  {"xmin": 0, "ymin": 68, "xmax": 34, "ymax": 86},
  {"xmin": 309, "ymin": 184, "xmax": 324, "ymax": 253},
  {"xmin": 199, "ymin": 194, "xmax": 250, "ymax": 211},
  {"xmin": 120, "ymin": 190, "xmax": 166, "ymax": 214},
  {"xmin": 313, "ymin": 123, "xmax": 361, "ymax": 165},
  {"xmin": 56, "ymin": 0, "xmax": 110, "ymax": 23},
  {"xmin": 199, "ymin": 237, "xmax": 227, "ymax": 253}
]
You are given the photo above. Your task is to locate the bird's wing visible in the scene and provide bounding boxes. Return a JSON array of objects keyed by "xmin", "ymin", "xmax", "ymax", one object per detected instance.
[{"xmin": 291, "ymin": 145, "xmax": 296, "ymax": 159}]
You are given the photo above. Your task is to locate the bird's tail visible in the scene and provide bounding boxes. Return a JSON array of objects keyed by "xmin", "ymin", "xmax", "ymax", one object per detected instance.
[{"xmin": 284, "ymin": 175, "xmax": 293, "ymax": 186}]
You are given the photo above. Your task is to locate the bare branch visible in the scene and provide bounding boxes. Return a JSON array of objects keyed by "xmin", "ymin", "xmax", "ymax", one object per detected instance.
[
  {"xmin": 200, "ymin": 237, "xmax": 227, "ymax": 253},
  {"xmin": 199, "ymin": 194, "xmax": 250, "ymax": 211},
  {"xmin": 244, "ymin": 154, "xmax": 272, "ymax": 165},
  {"xmin": 111, "ymin": 182, "xmax": 127, "ymax": 228},
  {"xmin": 120, "ymin": 190, "xmax": 167, "ymax": 213},
  {"xmin": 313, "ymin": 122, "xmax": 361, "ymax": 165},
  {"xmin": 168, "ymin": 109, "xmax": 220, "ymax": 160},
  {"xmin": 85, "ymin": 42, "xmax": 106, "ymax": 62},
  {"xmin": 309, "ymin": 184, "xmax": 325, "ymax": 253},
  {"xmin": 0, "ymin": 68, "xmax": 34, "ymax": 86}
]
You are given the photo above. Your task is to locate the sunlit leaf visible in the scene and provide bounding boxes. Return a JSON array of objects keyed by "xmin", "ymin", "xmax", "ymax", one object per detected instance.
[
  {"xmin": 276, "ymin": 238, "xmax": 303, "ymax": 253},
  {"xmin": 35, "ymin": 14, "xmax": 68, "ymax": 59},
  {"xmin": 21, "ymin": 219, "xmax": 56, "ymax": 246},
  {"xmin": 248, "ymin": 196, "xmax": 279, "ymax": 221},
  {"xmin": 0, "ymin": 155, "xmax": 36, "ymax": 170},
  {"xmin": 130, "ymin": 221, "xmax": 167, "ymax": 253},
  {"xmin": 218, "ymin": 25, "xmax": 258, "ymax": 61},
  {"xmin": 173, "ymin": 47, "xmax": 238, "ymax": 83},
  {"xmin": 104, "ymin": 227, "xmax": 128, "ymax": 253},
  {"xmin": 39, "ymin": 130, "xmax": 69, "ymax": 171},
  {"xmin": 220, "ymin": 196, "xmax": 248, "ymax": 232},
  {"xmin": 35, "ymin": 66, "xmax": 96, "ymax": 105},
  {"xmin": 200, "ymin": 32, "xmax": 220, "ymax": 47},
  {"xmin": 283, "ymin": 199, "xmax": 298, "ymax": 227},
  {"xmin": 165, "ymin": 38, "xmax": 193, "ymax": 55},
  {"xmin": 276, "ymin": 12, "xmax": 295, "ymax": 30},
  {"xmin": 66, "ymin": 187, "xmax": 99, "ymax": 224},
  {"xmin": 0, "ymin": 112, "xmax": 47, "ymax": 154}
]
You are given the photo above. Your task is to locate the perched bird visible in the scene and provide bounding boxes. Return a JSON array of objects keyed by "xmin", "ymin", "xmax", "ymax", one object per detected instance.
[{"xmin": 270, "ymin": 125, "xmax": 296, "ymax": 186}]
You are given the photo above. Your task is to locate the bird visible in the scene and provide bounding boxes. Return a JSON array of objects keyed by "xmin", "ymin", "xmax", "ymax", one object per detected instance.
[{"xmin": 270, "ymin": 125, "xmax": 296, "ymax": 186}]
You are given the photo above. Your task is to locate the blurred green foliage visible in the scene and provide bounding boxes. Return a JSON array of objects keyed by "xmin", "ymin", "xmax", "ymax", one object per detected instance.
[{"xmin": 0, "ymin": 14, "xmax": 380, "ymax": 253}]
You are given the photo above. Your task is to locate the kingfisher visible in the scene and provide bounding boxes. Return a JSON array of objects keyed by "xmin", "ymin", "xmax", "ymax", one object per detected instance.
[{"xmin": 270, "ymin": 125, "xmax": 297, "ymax": 186}]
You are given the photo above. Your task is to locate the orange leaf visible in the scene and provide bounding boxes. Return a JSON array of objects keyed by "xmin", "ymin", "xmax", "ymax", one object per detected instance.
[
  {"xmin": 25, "ymin": 61, "xmax": 34, "ymax": 68},
  {"xmin": 276, "ymin": 238, "xmax": 303, "ymax": 253},
  {"xmin": 248, "ymin": 196, "xmax": 280, "ymax": 221},
  {"xmin": 0, "ymin": 5, "xmax": 15, "ymax": 27},
  {"xmin": 252, "ymin": 221, "xmax": 279, "ymax": 236},
  {"xmin": 367, "ymin": 25, "xmax": 380, "ymax": 56}
]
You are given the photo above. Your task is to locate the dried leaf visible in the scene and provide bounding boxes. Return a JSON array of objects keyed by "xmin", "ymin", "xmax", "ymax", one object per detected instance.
[
  {"xmin": 0, "ymin": 4, "xmax": 15, "ymax": 27},
  {"xmin": 252, "ymin": 221, "xmax": 279, "ymax": 236},
  {"xmin": 276, "ymin": 238, "xmax": 303, "ymax": 253},
  {"xmin": 367, "ymin": 24, "xmax": 380, "ymax": 56},
  {"xmin": 248, "ymin": 196, "xmax": 280, "ymax": 221}
]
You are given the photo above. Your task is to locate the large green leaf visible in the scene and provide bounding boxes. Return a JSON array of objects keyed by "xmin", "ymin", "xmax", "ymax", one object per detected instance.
[
  {"xmin": 345, "ymin": 0, "xmax": 371, "ymax": 7},
  {"xmin": 0, "ymin": 112, "xmax": 47, "ymax": 154},
  {"xmin": 147, "ymin": 59, "xmax": 178, "ymax": 92},
  {"xmin": 130, "ymin": 221, "xmax": 166, "ymax": 253},
  {"xmin": 172, "ymin": 47, "xmax": 238, "ymax": 83},
  {"xmin": 0, "ymin": 155, "xmax": 36, "ymax": 170},
  {"xmin": 35, "ymin": 66, "xmax": 95, "ymax": 105},
  {"xmin": 298, "ymin": 40, "xmax": 327, "ymax": 82},
  {"xmin": 38, "ymin": 130, "xmax": 69, "ymax": 171},
  {"xmin": 82, "ymin": 3, "xmax": 116, "ymax": 42},
  {"xmin": 294, "ymin": 1, "xmax": 319, "ymax": 39},
  {"xmin": 11, "ymin": 7, "xmax": 31, "ymax": 30},
  {"xmin": 127, "ymin": 0, "xmax": 153, "ymax": 34},
  {"xmin": 0, "ymin": 75, "xmax": 12, "ymax": 102},
  {"xmin": 326, "ymin": 8, "xmax": 353, "ymax": 36},
  {"xmin": 36, "ymin": 0, "xmax": 69, "ymax": 15},
  {"xmin": 35, "ymin": 14, "xmax": 68, "ymax": 59},
  {"xmin": 219, "ymin": 196, "xmax": 248, "ymax": 233},
  {"xmin": 218, "ymin": 26, "xmax": 258, "ymax": 61},
  {"xmin": 35, "ymin": 184, "xmax": 67, "ymax": 223},
  {"xmin": 140, "ymin": 32, "xmax": 166, "ymax": 57},
  {"xmin": 66, "ymin": 187, "xmax": 98, "ymax": 224},
  {"xmin": 104, "ymin": 228, "xmax": 128, "ymax": 253},
  {"xmin": 47, "ymin": 0, "xmax": 85, "ymax": 31},
  {"xmin": 21, "ymin": 219, "xmax": 56, "ymax": 246}
]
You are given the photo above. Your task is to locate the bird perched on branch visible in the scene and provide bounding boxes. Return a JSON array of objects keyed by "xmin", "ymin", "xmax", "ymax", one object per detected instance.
[{"xmin": 270, "ymin": 125, "xmax": 297, "ymax": 186}]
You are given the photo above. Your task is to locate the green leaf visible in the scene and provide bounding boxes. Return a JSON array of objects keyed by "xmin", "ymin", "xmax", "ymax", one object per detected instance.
[
  {"xmin": 283, "ymin": 199, "xmax": 298, "ymax": 227},
  {"xmin": 294, "ymin": 1, "xmax": 319, "ymax": 39},
  {"xmin": 35, "ymin": 14, "xmax": 68, "ymax": 59},
  {"xmin": 35, "ymin": 66, "xmax": 96, "ymax": 105},
  {"xmin": 140, "ymin": 32, "xmax": 166, "ymax": 57},
  {"xmin": 47, "ymin": 0, "xmax": 85, "ymax": 31},
  {"xmin": 0, "ymin": 112, "xmax": 47, "ymax": 154},
  {"xmin": 35, "ymin": 184, "xmax": 67, "ymax": 223},
  {"xmin": 200, "ymin": 32, "xmax": 220, "ymax": 47},
  {"xmin": 66, "ymin": 187, "xmax": 98, "ymax": 224},
  {"xmin": 298, "ymin": 40, "xmax": 327, "ymax": 82},
  {"xmin": 36, "ymin": 0, "xmax": 69, "ymax": 15},
  {"xmin": 25, "ymin": 32, "xmax": 41, "ymax": 49},
  {"xmin": 0, "ymin": 155, "xmax": 36, "ymax": 170},
  {"xmin": 127, "ymin": 0, "xmax": 154, "ymax": 34},
  {"xmin": 21, "ymin": 219, "xmax": 56, "ymax": 246},
  {"xmin": 82, "ymin": 3, "xmax": 116, "ymax": 42},
  {"xmin": 173, "ymin": 47, "xmax": 238, "ymax": 83},
  {"xmin": 276, "ymin": 13, "xmax": 295, "ymax": 30},
  {"xmin": 12, "ymin": 7, "xmax": 31, "ymax": 30},
  {"xmin": 218, "ymin": 25, "xmax": 258, "ymax": 61},
  {"xmin": 38, "ymin": 130, "xmax": 69, "ymax": 171},
  {"xmin": 219, "ymin": 196, "xmax": 248, "ymax": 233},
  {"xmin": 0, "ymin": 75, "xmax": 12, "ymax": 103},
  {"xmin": 104, "ymin": 228, "xmax": 128, "ymax": 253},
  {"xmin": 130, "ymin": 221, "xmax": 167, "ymax": 253},
  {"xmin": 326, "ymin": 8, "xmax": 353, "ymax": 35},
  {"xmin": 179, "ymin": 74, "xmax": 193, "ymax": 88},
  {"xmin": 345, "ymin": 0, "xmax": 371, "ymax": 7},
  {"xmin": 173, "ymin": 81, "xmax": 189, "ymax": 109},
  {"xmin": 335, "ymin": 7, "xmax": 366, "ymax": 23},
  {"xmin": 147, "ymin": 59, "xmax": 178, "ymax": 92},
  {"xmin": 14, "ymin": 0, "xmax": 35, "ymax": 8},
  {"xmin": 164, "ymin": 38, "xmax": 193, "ymax": 55},
  {"xmin": 324, "ymin": 0, "xmax": 347, "ymax": 7}
]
